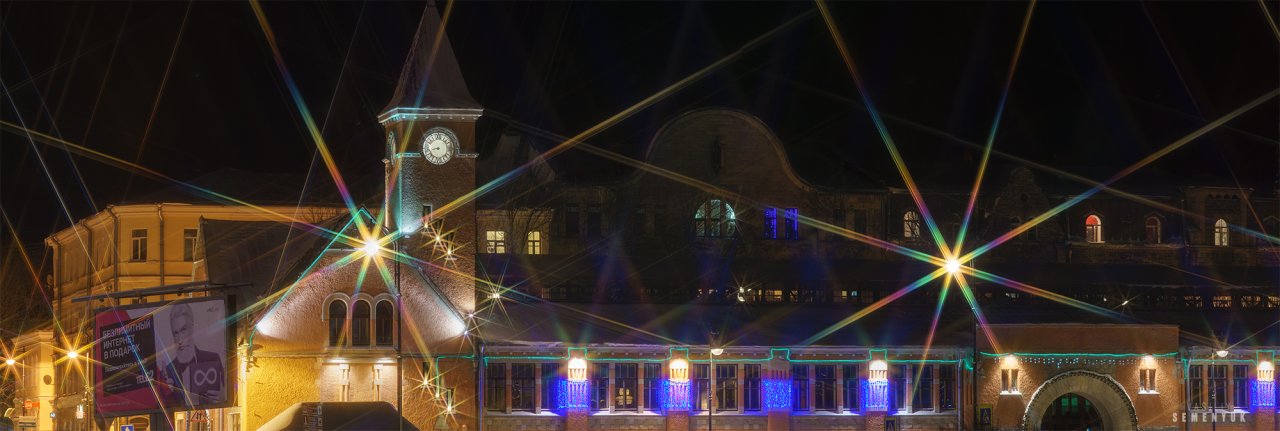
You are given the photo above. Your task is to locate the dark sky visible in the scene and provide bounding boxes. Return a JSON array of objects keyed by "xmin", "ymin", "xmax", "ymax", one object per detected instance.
[{"xmin": 2, "ymin": 1, "xmax": 1277, "ymax": 247}]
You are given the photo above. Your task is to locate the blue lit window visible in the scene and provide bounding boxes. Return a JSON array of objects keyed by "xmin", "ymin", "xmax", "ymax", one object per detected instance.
[
  {"xmin": 792, "ymin": 364, "xmax": 809, "ymax": 411},
  {"xmin": 644, "ymin": 363, "xmax": 663, "ymax": 412},
  {"xmin": 540, "ymin": 363, "xmax": 558, "ymax": 410},
  {"xmin": 785, "ymin": 208, "xmax": 800, "ymax": 240},
  {"xmin": 695, "ymin": 200, "xmax": 737, "ymax": 238},
  {"xmin": 764, "ymin": 208, "xmax": 778, "ymax": 239}
]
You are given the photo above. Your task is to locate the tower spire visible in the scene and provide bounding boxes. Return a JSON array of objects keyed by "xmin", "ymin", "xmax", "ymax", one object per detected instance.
[{"xmin": 380, "ymin": 2, "xmax": 481, "ymax": 121}]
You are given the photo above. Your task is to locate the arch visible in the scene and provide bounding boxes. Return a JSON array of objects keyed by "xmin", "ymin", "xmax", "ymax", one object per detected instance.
[
  {"xmin": 1144, "ymin": 216, "xmax": 1162, "ymax": 244},
  {"xmin": 327, "ymin": 298, "xmax": 348, "ymax": 347},
  {"xmin": 694, "ymin": 199, "xmax": 737, "ymax": 238},
  {"xmin": 639, "ymin": 108, "xmax": 817, "ymax": 192},
  {"xmin": 1085, "ymin": 214, "xmax": 1103, "ymax": 244},
  {"xmin": 1021, "ymin": 370, "xmax": 1138, "ymax": 431},
  {"xmin": 1214, "ymin": 219, "xmax": 1230, "ymax": 246},
  {"xmin": 903, "ymin": 210, "xmax": 922, "ymax": 239},
  {"xmin": 375, "ymin": 299, "xmax": 395, "ymax": 346},
  {"xmin": 351, "ymin": 299, "xmax": 372, "ymax": 346}
]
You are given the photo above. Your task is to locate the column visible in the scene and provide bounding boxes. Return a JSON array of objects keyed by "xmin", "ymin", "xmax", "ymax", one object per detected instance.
[
  {"xmin": 765, "ymin": 348, "xmax": 791, "ymax": 431},
  {"xmin": 667, "ymin": 350, "xmax": 691, "ymax": 431},
  {"xmin": 565, "ymin": 353, "xmax": 590, "ymax": 431},
  {"xmin": 863, "ymin": 350, "xmax": 889, "ymax": 431}
]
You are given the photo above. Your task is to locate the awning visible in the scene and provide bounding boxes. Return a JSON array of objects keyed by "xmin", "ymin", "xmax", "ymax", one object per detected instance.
[{"xmin": 257, "ymin": 402, "xmax": 420, "ymax": 431}]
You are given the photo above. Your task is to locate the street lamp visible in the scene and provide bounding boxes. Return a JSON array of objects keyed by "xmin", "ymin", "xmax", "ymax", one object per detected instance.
[{"xmin": 708, "ymin": 347, "xmax": 723, "ymax": 431}]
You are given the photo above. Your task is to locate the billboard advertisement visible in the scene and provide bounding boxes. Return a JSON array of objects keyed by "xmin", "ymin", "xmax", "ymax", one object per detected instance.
[{"xmin": 94, "ymin": 297, "xmax": 231, "ymax": 416}]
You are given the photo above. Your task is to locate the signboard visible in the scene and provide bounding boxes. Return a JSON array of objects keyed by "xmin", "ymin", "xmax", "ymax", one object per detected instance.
[
  {"xmin": 979, "ymin": 404, "xmax": 994, "ymax": 429},
  {"xmin": 22, "ymin": 400, "xmax": 32, "ymax": 410},
  {"xmin": 94, "ymin": 297, "xmax": 232, "ymax": 416},
  {"xmin": 121, "ymin": 426, "xmax": 135, "ymax": 431}
]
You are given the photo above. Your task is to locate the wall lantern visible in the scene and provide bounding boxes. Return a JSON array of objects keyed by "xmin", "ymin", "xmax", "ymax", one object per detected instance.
[
  {"xmin": 1260, "ymin": 361, "xmax": 1274, "ymax": 382},
  {"xmin": 1140, "ymin": 354, "xmax": 1157, "ymax": 370},
  {"xmin": 1001, "ymin": 354, "xmax": 1019, "ymax": 369},
  {"xmin": 869, "ymin": 359, "xmax": 888, "ymax": 382},
  {"xmin": 567, "ymin": 357, "xmax": 587, "ymax": 382},
  {"xmin": 669, "ymin": 358, "xmax": 690, "ymax": 383}
]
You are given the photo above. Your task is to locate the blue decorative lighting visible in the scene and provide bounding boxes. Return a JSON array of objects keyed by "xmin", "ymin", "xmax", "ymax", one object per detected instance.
[
  {"xmin": 862, "ymin": 380, "xmax": 889, "ymax": 412},
  {"xmin": 663, "ymin": 380, "xmax": 691, "ymax": 411},
  {"xmin": 1253, "ymin": 380, "xmax": 1276, "ymax": 409},
  {"xmin": 556, "ymin": 379, "xmax": 589, "ymax": 410},
  {"xmin": 763, "ymin": 379, "xmax": 792, "ymax": 410}
]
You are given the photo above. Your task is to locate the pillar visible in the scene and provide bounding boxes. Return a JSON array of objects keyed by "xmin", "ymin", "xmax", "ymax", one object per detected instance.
[{"xmin": 765, "ymin": 348, "xmax": 791, "ymax": 431}]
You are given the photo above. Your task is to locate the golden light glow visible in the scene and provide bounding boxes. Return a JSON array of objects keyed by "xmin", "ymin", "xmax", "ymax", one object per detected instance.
[
  {"xmin": 66, "ymin": 350, "xmax": 78, "ymax": 360},
  {"xmin": 869, "ymin": 359, "xmax": 888, "ymax": 382},
  {"xmin": 1216, "ymin": 350, "xmax": 1229, "ymax": 358},
  {"xmin": 4, "ymin": 358, "xmax": 13, "ymax": 366},
  {"xmin": 1260, "ymin": 361, "xmax": 1274, "ymax": 382},
  {"xmin": 669, "ymin": 358, "xmax": 689, "ymax": 383},
  {"xmin": 945, "ymin": 259, "xmax": 961, "ymax": 274},
  {"xmin": 1140, "ymin": 354, "xmax": 1156, "ymax": 370},
  {"xmin": 1002, "ymin": 354, "xmax": 1018, "ymax": 369},
  {"xmin": 710, "ymin": 348, "xmax": 724, "ymax": 356},
  {"xmin": 568, "ymin": 358, "xmax": 588, "ymax": 382},
  {"xmin": 362, "ymin": 238, "xmax": 381, "ymax": 256}
]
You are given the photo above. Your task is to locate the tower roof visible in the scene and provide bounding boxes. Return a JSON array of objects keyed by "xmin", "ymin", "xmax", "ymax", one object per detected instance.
[{"xmin": 380, "ymin": 3, "xmax": 482, "ymax": 119}]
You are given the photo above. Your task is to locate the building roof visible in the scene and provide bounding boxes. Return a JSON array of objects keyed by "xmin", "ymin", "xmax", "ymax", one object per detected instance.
[{"xmin": 381, "ymin": 3, "xmax": 482, "ymax": 115}]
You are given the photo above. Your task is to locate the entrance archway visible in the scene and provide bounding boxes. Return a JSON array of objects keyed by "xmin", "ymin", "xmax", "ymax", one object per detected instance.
[
  {"xmin": 1021, "ymin": 370, "xmax": 1137, "ymax": 430},
  {"xmin": 1040, "ymin": 393, "xmax": 1104, "ymax": 430}
]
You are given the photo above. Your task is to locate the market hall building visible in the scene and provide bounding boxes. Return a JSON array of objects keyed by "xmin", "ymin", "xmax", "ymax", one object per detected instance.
[{"xmin": 7, "ymin": 4, "xmax": 1280, "ymax": 431}]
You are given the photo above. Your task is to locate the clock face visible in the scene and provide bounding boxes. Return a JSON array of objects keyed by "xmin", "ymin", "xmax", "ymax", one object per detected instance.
[{"xmin": 421, "ymin": 128, "xmax": 456, "ymax": 165}]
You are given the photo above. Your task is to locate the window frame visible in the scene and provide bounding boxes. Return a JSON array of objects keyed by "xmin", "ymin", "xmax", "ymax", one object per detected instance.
[
  {"xmin": 644, "ymin": 363, "xmax": 664, "ymax": 412},
  {"xmin": 485, "ymin": 230, "xmax": 507, "ymax": 254},
  {"xmin": 615, "ymin": 363, "xmax": 639, "ymax": 411},
  {"xmin": 814, "ymin": 364, "xmax": 836, "ymax": 411},
  {"xmin": 1085, "ymin": 214, "xmax": 1103, "ymax": 244},
  {"xmin": 374, "ymin": 300, "xmax": 395, "ymax": 347},
  {"xmin": 511, "ymin": 363, "xmax": 536, "ymax": 412},
  {"xmin": 903, "ymin": 211, "xmax": 921, "ymax": 240},
  {"xmin": 327, "ymin": 299, "xmax": 347, "ymax": 347},
  {"xmin": 784, "ymin": 208, "xmax": 800, "ymax": 240},
  {"xmin": 1214, "ymin": 219, "xmax": 1230, "ymax": 246},
  {"xmin": 486, "ymin": 363, "xmax": 507, "ymax": 412},
  {"xmin": 182, "ymin": 228, "xmax": 199, "ymax": 262},
  {"xmin": 792, "ymin": 364, "xmax": 810, "ymax": 412},
  {"xmin": 715, "ymin": 363, "xmax": 738, "ymax": 411},
  {"xmin": 695, "ymin": 199, "xmax": 737, "ymax": 238},
  {"xmin": 1144, "ymin": 217, "xmax": 1161, "ymax": 244},
  {"xmin": 351, "ymin": 300, "xmax": 372, "ymax": 347},
  {"xmin": 526, "ymin": 231, "xmax": 543, "ymax": 255},
  {"xmin": 130, "ymin": 228, "xmax": 149, "ymax": 261},
  {"xmin": 842, "ymin": 364, "xmax": 859, "ymax": 413},
  {"xmin": 743, "ymin": 364, "xmax": 761, "ymax": 412}
]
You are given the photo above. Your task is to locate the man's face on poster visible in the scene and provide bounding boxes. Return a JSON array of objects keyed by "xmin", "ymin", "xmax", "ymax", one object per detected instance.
[{"xmin": 172, "ymin": 310, "xmax": 195, "ymax": 361}]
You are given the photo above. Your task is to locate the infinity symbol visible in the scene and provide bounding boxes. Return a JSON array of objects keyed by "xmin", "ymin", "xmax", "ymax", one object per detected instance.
[{"xmin": 193, "ymin": 368, "xmax": 219, "ymax": 386}]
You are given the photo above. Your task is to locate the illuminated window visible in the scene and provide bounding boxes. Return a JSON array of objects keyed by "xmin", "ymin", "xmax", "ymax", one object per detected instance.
[
  {"xmin": 1001, "ymin": 369, "xmax": 1019, "ymax": 394},
  {"xmin": 792, "ymin": 364, "xmax": 809, "ymax": 411},
  {"xmin": 903, "ymin": 211, "xmax": 921, "ymax": 239},
  {"xmin": 743, "ymin": 364, "xmax": 761, "ymax": 411},
  {"xmin": 182, "ymin": 228, "xmax": 199, "ymax": 262},
  {"xmin": 784, "ymin": 208, "xmax": 800, "ymax": 240},
  {"xmin": 1085, "ymin": 215, "xmax": 1102, "ymax": 243},
  {"xmin": 1140, "ymin": 369, "xmax": 1156, "ymax": 393},
  {"xmin": 485, "ymin": 230, "xmax": 506, "ymax": 254},
  {"xmin": 374, "ymin": 300, "xmax": 394, "ymax": 346},
  {"xmin": 1214, "ymin": 219, "xmax": 1229, "ymax": 246},
  {"xmin": 615, "ymin": 363, "xmax": 638, "ymax": 411},
  {"xmin": 327, "ymin": 299, "xmax": 347, "ymax": 347},
  {"xmin": 511, "ymin": 364, "xmax": 535, "ymax": 411},
  {"xmin": 695, "ymin": 199, "xmax": 737, "ymax": 238},
  {"xmin": 814, "ymin": 365, "xmax": 835, "ymax": 411},
  {"xmin": 1145, "ymin": 217, "xmax": 1161, "ymax": 244},
  {"xmin": 526, "ymin": 231, "xmax": 543, "ymax": 255},
  {"xmin": 764, "ymin": 208, "xmax": 778, "ymax": 239},
  {"xmin": 644, "ymin": 363, "xmax": 663, "ymax": 412},
  {"xmin": 716, "ymin": 364, "xmax": 737, "ymax": 410},
  {"xmin": 486, "ymin": 364, "xmax": 506, "ymax": 411},
  {"xmin": 130, "ymin": 228, "xmax": 148, "ymax": 261},
  {"xmin": 351, "ymin": 300, "xmax": 371, "ymax": 346}
]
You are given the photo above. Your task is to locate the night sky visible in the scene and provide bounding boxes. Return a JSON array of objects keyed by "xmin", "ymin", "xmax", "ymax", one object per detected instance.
[{"xmin": 2, "ymin": 1, "xmax": 1277, "ymax": 247}]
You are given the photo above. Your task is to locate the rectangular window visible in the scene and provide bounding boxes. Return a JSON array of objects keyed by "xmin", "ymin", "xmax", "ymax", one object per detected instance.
[
  {"xmin": 644, "ymin": 363, "xmax": 664, "ymax": 412},
  {"xmin": 716, "ymin": 364, "xmax": 737, "ymax": 411},
  {"xmin": 1190, "ymin": 365, "xmax": 1204, "ymax": 408},
  {"xmin": 182, "ymin": 228, "xmax": 198, "ymax": 262},
  {"xmin": 1209, "ymin": 365, "xmax": 1227, "ymax": 408},
  {"xmin": 893, "ymin": 365, "xmax": 908, "ymax": 410},
  {"xmin": 939, "ymin": 366, "xmax": 955, "ymax": 410},
  {"xmin": 1001, "ymin": 368, "xmax": 1019, "ymax": 394},
  {"xmin": 1140, "ymin": 369, "xmax": 1157, "ymax": 393},
  {"xmin": 615, "ymin": 363, "xmax": 638, "ymax": 411},
  {"xmin": 814, "ymin": 365, "xmax": 836, "ymax": 411},
  {"xmin": 1233, "ymin": 364, "xmax": 1248, "ymax": 409},
  {"xmin": 842, "ymin": 364, "xmax": 859, "ymax": 413},
  {"xmin": 792, "ymin": 364, "xmax": 809, "ymax": 411},
  {"xmin": 592, "ymin": 363, "xmax": 609, "ymax": 411},
  {"xmin": 540, "ymin": 363, "xmax": 558, "ymax": 411},
  {"xmin": 564, "ymin": 204, "xmax": 580, "ymax": 237},
  {"xmin": 586, "ymin": 206, "xmax": 602, "ymax": 237},
  {"xmin": 526, "ymin": 231, "xmax": 542, "ymax": 255},
  {"xmin": 511, "ymin": 364, "xmax": 535, "ymax": 411},
  {"xmin": 694, "ymin": 364, "xmax": 711, "ymax": 411},
  {"xmin": 130, "ymin": 228, "xmax": 148, "ymax": 261},
  {"xmin": 486, "ymin": 363, "xmax": 506, "ymax": 411},
  {"xmin": 744, "ymin": 364, "xmax": 761, "ymax": 411},
  {"xmin": 764, "ymin": 208, "xmax": 778, "ymax": 239},
  {"xmin": 913, "ymin": 365, "xmax": 933, "ymax": 411},
  {"xmin": 785, "ymin": 208, "xmax": 800, "ymax": 240},
  {"xmin": 485, "ymin": 230, "xmax": 506, "ymax": 254}
]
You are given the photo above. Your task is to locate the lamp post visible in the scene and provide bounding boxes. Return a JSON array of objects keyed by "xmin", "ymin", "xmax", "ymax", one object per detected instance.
[{"xmin": 708, "ymin": 347, "xmax": 723, "ymax": 431}]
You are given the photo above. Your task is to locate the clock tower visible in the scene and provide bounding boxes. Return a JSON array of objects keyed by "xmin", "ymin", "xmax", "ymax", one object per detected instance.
[{"xmin": 379, "ymin": 2, "xmax": 481, "ymax": 311}]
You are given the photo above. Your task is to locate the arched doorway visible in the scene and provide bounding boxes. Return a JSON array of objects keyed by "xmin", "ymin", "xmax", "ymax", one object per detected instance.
[
  {"xmin": 1022, "ymin": 370, "xmax": 1137, "ymax": 430},
  {"xmin": 1040, "ymin": 393, "xmax": 1104, "ymax": 430}
]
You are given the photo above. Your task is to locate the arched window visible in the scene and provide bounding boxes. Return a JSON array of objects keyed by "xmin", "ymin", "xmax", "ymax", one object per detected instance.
[
  {"xmin": 352, "ymin": 300, "xmax": 371, "ymax": 346},
  {"xmin": 903, "ymin": 211, "xmax": 921, "ymax": 239},
  {"xmin": 1214, "ymin": 219, "xmax": 1229, "ymax": 246},
  {"xmin": 375, "ymin": 300, "xmax": 395, "ymax": 346},
  {"xmin": 694, "ymin": 200, "xmax": 737, "ymax": 238},
  {"xmin": 1145, "ymin": 217, "xmax": 1161, "ymax": 244},
  {"xmin": 1085, "ymin": 215, "xmax": 1102, "ymax": 244},
  {"xmin": 328, "ymin": 300, "xmax": 347, "ymax": 347}
]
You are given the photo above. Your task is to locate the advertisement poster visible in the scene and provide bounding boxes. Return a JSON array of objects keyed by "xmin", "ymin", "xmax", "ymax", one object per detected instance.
[{"xmin": 94, "ymin": 297, "xmax": 230, "ymax": 416}]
